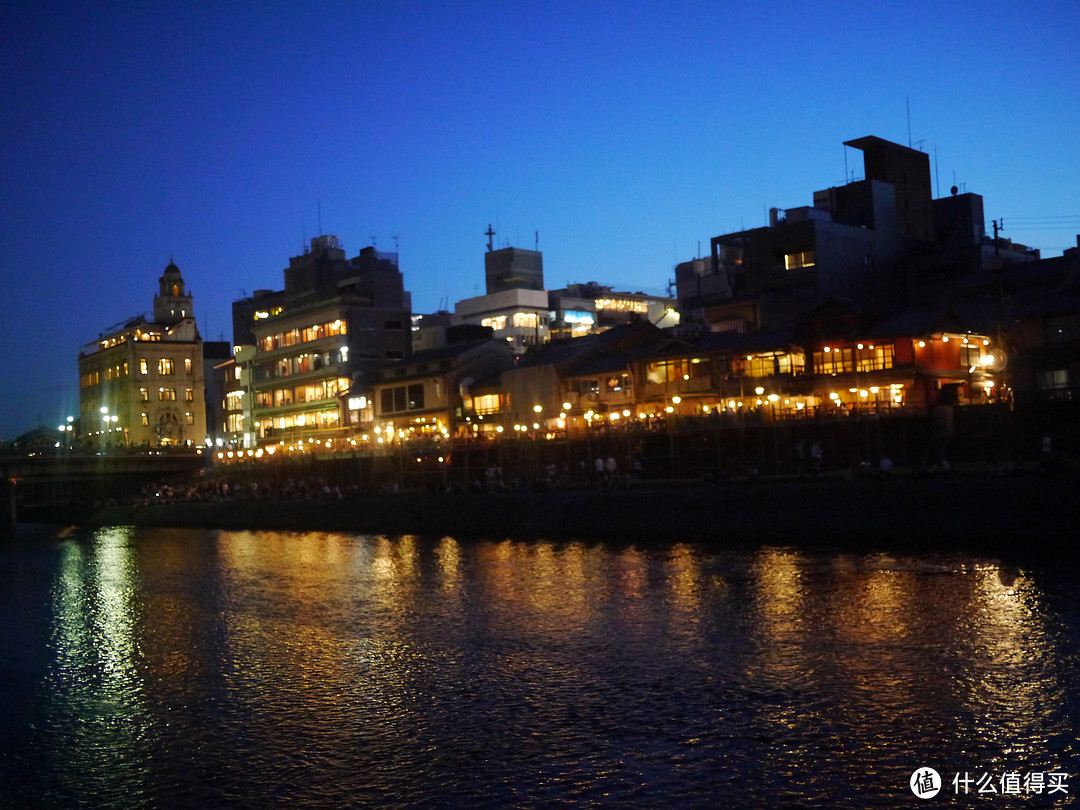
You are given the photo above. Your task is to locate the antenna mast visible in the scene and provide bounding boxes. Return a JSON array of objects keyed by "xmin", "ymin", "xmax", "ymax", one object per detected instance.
[{"xmin": 906, "ymin": 95, "xmax": 912, "ymax": 147}]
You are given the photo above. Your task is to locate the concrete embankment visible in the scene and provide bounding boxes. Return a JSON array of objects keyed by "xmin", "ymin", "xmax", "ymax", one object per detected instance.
[{"xmin": 71, "ymin": 473, "xmax": 1076, "ymax": 561}]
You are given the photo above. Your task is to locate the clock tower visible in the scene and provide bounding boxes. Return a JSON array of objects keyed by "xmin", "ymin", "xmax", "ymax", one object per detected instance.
[{"xmin": 154, "ymin": 260, "xmax": 194, "ymax": 325}]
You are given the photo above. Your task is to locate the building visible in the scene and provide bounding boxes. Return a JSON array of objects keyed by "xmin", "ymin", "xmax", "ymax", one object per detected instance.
[
  {"xmin": 233, "ymin": 235, "xmax": 412, "ymax": 447},
  {"xmin": 371, "ymin": 335, "xmax": 514, "ymax": 442},
  {"xmin": 452, "ymin": 234, "xmax": 551, "ymax": 353},
  {"xmin": 78, "ymin": 261, "xmax": 207, "ymax": 448},
  {"xmin": 548, "ymin": 281, "xmax": 679, "ymax": 339}
]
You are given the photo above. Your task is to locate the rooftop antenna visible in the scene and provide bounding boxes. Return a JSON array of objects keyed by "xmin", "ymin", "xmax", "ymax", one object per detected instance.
[
  {"xmin": 535, "ymin": 230, "xmax": 539, "ymax": 251},
  {"xmin": 485, "ymin": 223, "xmax": 495, "ymax": 252},
  {"xmin": 906, "ymin": 95, "xmax": 912, "ymax": 147},
  {"xmin": 392, "ymin": 235, "xmax": 400, "ymax": 252},
  {"xmin": 934, "ymin": 145, "xmax": 940, "ymax": 198}
]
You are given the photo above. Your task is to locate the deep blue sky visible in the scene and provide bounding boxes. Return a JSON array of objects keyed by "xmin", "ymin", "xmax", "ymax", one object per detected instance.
[{"xmin": 2, "ymin": 1, "xmax": 1078, "ymax": 439}]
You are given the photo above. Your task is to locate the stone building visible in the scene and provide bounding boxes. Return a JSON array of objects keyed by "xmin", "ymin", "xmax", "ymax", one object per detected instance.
[{"xmin": 78, "ymin": 261, "xmax": 207, "ymax": 448}]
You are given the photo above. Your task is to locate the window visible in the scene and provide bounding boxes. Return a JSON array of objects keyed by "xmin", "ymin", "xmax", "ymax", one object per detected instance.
[
  {"xmin": 960, "ymin": 343, "xmax": 983, "ymax": 370},
  {"xmin": 158, "ymin": 387, "xmax": 177, "ymax": 401},
  {"xmin": 784, "ymin": 250, "xmax": 816, "ymax": 270},
  {"xmin": 856, "ymin": 343, "xmax": 895, "ymax": 372},
  {"xmin": 385, "ymin": 320, "xmax": 403, "ymax": 330},
  {"xmin": 513, "ymin": 312, "xmax": 538, "ymax": 329},
  {"xmin": 386, "ymin": 350, "xmax": 405, "ymax": 360},
  {"xmin": 158, "ymin": 358, "xmax": 175, "ymax": 375},
  {"xmin": 139, "ymin": 387, "xmax": 149, "ymax": 402},
  {"xmin": 184, "ymin": 358, "xmax": 192, "ymax": 374},
  {"xmin": 140, "ymin": 358, "xmax": 149, "ymax": 375},
  {"xmin": 185, "ymin": 412, "xmax": 194, "ymax": 425},
  {"xmin": 185, "ymin": 388, "xmax": 194, "ymax": 401},
  {"xmin": 474, "ymin": 394, "xmax": 500, "ymax": 414},
  {"xmin": 1037, "ymin": 369, "xmax": 1070, "ymax": 400},
  {"xmin": 605, "ymin": 374, "xmax": 632, "ymax": 393},
  {"xmin": 141, "ymin": 413, "xmax": 149, "ymax": 426},
  {"xmin": 813, "ymin": 347, "xmax": 853, "ymax": 375},
  {"xmin": 408, "ymin": 384, "xmax": 425, "ymax": 410},
  {"xmin": 380, "ymin": 384, "xmax": 427, "ymax": 413},
  {"xmin": 648, "ymin": 359, "xmax": 708, "ymax": 383},
  {"xmin": 481, "ymin": 315, "xmax": 507, "ymax": 331}
]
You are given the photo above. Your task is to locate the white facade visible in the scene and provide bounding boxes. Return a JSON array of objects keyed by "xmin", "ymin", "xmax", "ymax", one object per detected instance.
[{"xmin": 453, "ymin": 288, "xmax": 550, "ymax": 352}]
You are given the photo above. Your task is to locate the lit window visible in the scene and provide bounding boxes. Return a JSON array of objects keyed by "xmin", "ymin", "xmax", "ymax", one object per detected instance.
[
  {"xmin": 140, "ymin": 358, "xmax": 149, "ymax": 375},
  {"xmin": 141, "ymin": 413, "xmax": 149, "ymax": 426},
  {"xmin": 186, "ymin": 388, "xmax": 194, "ymax": 401},
  {"xmin": 185, "ymin": 412, "xmax": 194, "ymax": 425},
  {"xmin": 184, "ymin": 358, "xmax": 192, "ymax": 373},
  {"xmin": 784, "ymin": 250, "xmax": 816, "ymax": 270},
  {"xmin": 158, "ymin": 358, "xmax": 175, "ymax": 375},
  {"xmin": 139, "ymin": 387, "xmax": 149, "ymax": 402}
]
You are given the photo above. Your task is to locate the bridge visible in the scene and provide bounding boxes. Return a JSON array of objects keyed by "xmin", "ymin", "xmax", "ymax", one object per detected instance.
[{"xmin": 1, "ymin": 452, "xmax": 208, "ymax": 532}]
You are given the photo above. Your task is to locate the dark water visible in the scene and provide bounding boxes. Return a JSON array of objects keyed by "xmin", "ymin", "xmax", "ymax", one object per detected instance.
[{"xmin": 1, "ymin": 527, "xmax": 1077, "ymax": 808}]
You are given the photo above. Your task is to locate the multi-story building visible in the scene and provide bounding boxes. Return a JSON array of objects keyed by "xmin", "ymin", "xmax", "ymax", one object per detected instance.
[
  {"xmin": 233, "ymin": 235, "xmax": 412, "ymax": 447},
  {"xmin": 453, "ymin": 239, "xmax": 551, "ymax": 353},
  {"xmin": 78, "ymin": 261, "xmax": 207, "ymax": 448}
]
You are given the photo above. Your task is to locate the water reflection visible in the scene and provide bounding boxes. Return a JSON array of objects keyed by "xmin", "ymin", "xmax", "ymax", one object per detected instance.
[{"xmin": 9, "ymin": 529, "xmax": 1077, "ymax": 807}]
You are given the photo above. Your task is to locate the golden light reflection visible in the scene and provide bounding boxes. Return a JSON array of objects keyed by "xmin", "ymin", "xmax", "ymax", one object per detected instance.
[
  {"xmin": 666, "ymin": 543, "xmax": 702, "ymax": 616},
  {"xmin": 752, "ymin": 546, "xmax": 806, "ymax": 640},
  {"xmin": 435, "ymin": 536, "xmax": 461, "ymax": 591}
]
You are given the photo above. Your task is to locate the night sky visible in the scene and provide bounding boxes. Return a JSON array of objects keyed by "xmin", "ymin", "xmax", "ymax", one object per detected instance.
[{"xmin": 2, "ymin": 1, "xmax": 1078, "ymax": 440}]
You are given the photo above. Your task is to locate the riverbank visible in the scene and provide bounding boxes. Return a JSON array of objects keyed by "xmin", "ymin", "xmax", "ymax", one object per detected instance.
[{"xmin": 44, "ymin": 471, "xmax": 1074, "ymax": 562}]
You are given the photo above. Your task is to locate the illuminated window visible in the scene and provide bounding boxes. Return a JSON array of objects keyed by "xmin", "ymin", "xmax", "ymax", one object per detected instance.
[
  {"xmin": 185, "ymin": 388, "xmax": 194, "ymax": 401},
  {"xmin": 784, "ymin": 250, "xmax": 816, "ymax": 270},
  {"xmin": 185, "ymin": 412, "xmax": 194, "ymax": 425},
  {"xmin": 139, "ymin": 387, "xmax": 149, "ymax": 402},
  {"xmin": 595, "ymin": 298, "xmax": 649, "ymax": 313},
  {"xmin": 158, "ymin": 387, "xmax": 177, "ymax": 401},
  {"xmin": 481, "ymin": 315, "xmax": 507, "ymax": 331},
  {"xmin": 184, "ymin": 358, "xmax": 192, "ymax": 374},
  {"xmin": 140, "ymin": 358, "xmax": 149, "ymax": 375},
  {"xmin": 158, "ymin": 358, "xmax": 175, "ymax": 375},
  {"xmin": 856, "ymin": 344, "xmax": 895, "ymax": 372},
  {"xmin": 141, "ymin": 413, "xmax": 149, "ymax": 426},
  {"xmin": 513, "ymin": 312, "xmax": 538, "ymax": 329},
  {"xmin": 647, "ymin": 359, "xmax": 708, "ymax": 383},
  {"xmin": 606, "ymin": 374, "xmax": 632, "ymax": 392},
  {"xmin": 813, "ymin": 348, "xmax": 853, "ymax": 374},
  {"xmin": 474, "ymin": 394, "xmax": 501, "ymax": 414}
]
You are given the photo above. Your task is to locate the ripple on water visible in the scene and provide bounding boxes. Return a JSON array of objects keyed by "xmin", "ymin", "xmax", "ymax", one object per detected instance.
[{"xmin": 1, "ymin": 531, "xmax": 1076, "ymax": 808}]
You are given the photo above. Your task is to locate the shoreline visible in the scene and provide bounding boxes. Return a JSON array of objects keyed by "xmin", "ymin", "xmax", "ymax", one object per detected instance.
[{"xmin": 31, "ymin": 471, "xmax": 1077, "ymax": 563}]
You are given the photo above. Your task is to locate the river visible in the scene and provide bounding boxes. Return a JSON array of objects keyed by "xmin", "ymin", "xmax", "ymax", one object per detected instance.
[{"xmin": 1, "ymin": 526, "xmax": 1077, "ymax": 807}]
